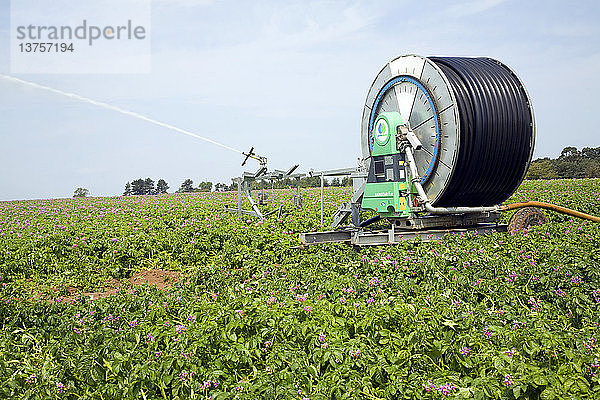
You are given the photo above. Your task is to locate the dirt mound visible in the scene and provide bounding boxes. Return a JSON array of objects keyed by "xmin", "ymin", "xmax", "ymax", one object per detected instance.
[
  {"xmin": 63, "ymin": 269, "xmax": 182, "ymax": 301},
  {"xmin": 128, "ymin": 269, "xmax": 181, "ymax": 289}
]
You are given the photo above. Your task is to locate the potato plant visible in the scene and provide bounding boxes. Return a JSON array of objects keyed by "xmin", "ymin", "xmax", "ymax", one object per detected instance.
[{"xmin": 0, "ymin": 179, "xmax": 599, "ymax": 399}]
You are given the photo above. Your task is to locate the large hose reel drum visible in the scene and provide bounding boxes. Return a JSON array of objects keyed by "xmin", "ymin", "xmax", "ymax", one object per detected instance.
[{"xmin": 361, "ymin": 55, "xmax": 535, "ymax": 207}]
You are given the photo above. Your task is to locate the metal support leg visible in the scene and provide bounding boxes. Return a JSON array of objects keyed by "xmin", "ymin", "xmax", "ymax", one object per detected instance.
[
  {"xmin": 320, "ymin": 174, "xmax": 324, "ymax": 227},
  {"xmin": 236, "ymin": 179, "xmax": 242, "ymax": 217},
  {"xmin": 294, "ymin": 177, "xmax": 303, "ymax": 209},
  {"xmin": 244, "ymin": 187, "xmax": 264, "ymax": 219}
]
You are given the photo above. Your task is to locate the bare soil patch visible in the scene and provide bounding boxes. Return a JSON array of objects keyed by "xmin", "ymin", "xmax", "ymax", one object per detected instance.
[{"xmin": 62, "ymin": 269, "xmax": 182, "ymax": 301}]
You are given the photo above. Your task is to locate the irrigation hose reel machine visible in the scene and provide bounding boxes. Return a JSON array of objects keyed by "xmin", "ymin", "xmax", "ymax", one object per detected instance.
[{"xmin": 299, "ymin": 54, "xmax": 599, "ymax": 246}]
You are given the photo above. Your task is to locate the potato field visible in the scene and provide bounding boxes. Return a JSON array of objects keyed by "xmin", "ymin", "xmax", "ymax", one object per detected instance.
[{"xmin": 1, "ymin": 179, "xmax": 600, "ymax": 399}]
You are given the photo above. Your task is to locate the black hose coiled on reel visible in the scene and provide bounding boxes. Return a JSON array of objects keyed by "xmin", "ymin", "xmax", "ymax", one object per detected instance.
[{"xmin": 428, "ymin": 57, "xmax": 534, "ymax": 207}]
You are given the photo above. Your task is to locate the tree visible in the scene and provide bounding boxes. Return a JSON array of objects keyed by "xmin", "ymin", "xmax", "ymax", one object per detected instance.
[
  {"xmin": 144, "ymin": 178, "xmax": 156, "ymax": 195},
  {"xmin": 525, "ymin": 146, "xmax": 600, "ymax": 180},
  {"xmin": 156, "ymin": 179, "xmax": 169, "ymax": 194},
  {"xmin": 73, "ymin": 188, "xmax": 89, "ymax": 198},
  {"xmin": 123, "ymin": 182, "xmax": 132, "ymax": 196},
  {"xmin": 198, "ymin": 181, "xmax": 213, "ymax": 192},
  {"xmin": 215, "ymin": 183, "xmax": 228, "ymax": 192},
  {"xmin": 178, "ymin": 179, "xmax": 195, "ymax": 193},
  {"xmin": 582, "ymin": 147, "xmax": 600, "ymax": 160},
  {"xmin": 131, "ymin": 179, "xmax": 146, "ymax": 195},
  {"xmin": 526, "ymin": 159, "xmax": 558, "ymax": 180},
  {"xmin": 560, "ymin": 146, "xmax": 579, "ymax": 159}
]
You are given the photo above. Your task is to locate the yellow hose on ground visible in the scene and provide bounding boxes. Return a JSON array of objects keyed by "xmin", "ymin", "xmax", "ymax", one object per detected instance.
[{"xmin": 500, "ymin": 201, "xmax": 600, "ymax": 223}]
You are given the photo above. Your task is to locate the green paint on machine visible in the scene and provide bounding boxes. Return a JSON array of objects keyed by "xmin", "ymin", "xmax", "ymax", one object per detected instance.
[
  {"xmin": 362, "ymin": 111, "xmax": 411, "ymax": 217},
  {"xmin": 361, "ymin": 182, "xmax": 409, "ymax": 217}
]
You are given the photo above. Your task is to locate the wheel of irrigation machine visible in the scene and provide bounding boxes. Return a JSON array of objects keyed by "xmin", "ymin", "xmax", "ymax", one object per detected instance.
[
  {"xmin": 361, "ymin": 55, "xmax": 536, "ymax": 207},
  {"xmin": 508, "ymin": 207, "xmax": 549, "ymax": 234}
]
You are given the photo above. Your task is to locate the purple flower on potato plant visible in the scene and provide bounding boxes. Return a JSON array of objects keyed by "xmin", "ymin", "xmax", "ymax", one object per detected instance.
[
  {"xmin": 175, "ymin": 324, "xmax": 186, "ymax": 334},
  {"xmin": 187, "ymin": 315, "xmax": 196, "ymax": 321},
  {"xmin": 503, "ymin": 374, "xmax": 514, "ymax": 387},
  {"xmin": 56, "ymin": 382, "xmax": 67, "ymax": 394},
  {"xmin": 555, "ymin": 288, "xmax": 566, "ymax": 297},
  {"xmin": 571, "ymin": 276, "xmax": 582, "ymax": 285},
  {"xmin": 304, "ymin": 305, "xmax": 312, "ymax": 313},
  {"xmin": 366, "ymin": 297, "xmax": 375, "ymax": 305},
  {"xmin": 146, "ymin": 333, "xmax": 154, "ymax": 343},
  {"xmin": 25, "ymin": 373, "xmax": 36, "ymax": 384},
  {"xmin": 321, "ymin": 342, "xmax": 328, "ymax": 349},
  {"xmin": 511, "ymin": 320, "xmax": 525, "ymax": 331},
  {"xmin": 155, "ymin": 351, "xmax": 163, "ymax": 358},
  {"xmin": 102, "ymin": 314, "xmax": 118, "ymax": 324},
  {"xmin": 261, "ymin": 340, "xmax": 272, "ymax": 352},
  {"xmin": 585, "ymin": 337, "xmax": 597, "ymax": 351},
  {"xmin": 349, "ymin": 349, "xmax": 360, "ymax": 358},
  {"xmin": 129, "ymin": 320, "xmax": 138, "ymax": 328},
  {"xmin": 179, "ymin": 370, "xmax": 194, "ymax": 381},
  {"xmin": 505, "ymin": 347, "xmax": 518, "ymax": 358},
  {"xmin": 528, "ymin": 296, "xmax": 542, "ymax": 312},
  {"xmin": 318, "ymin": 333, "xmax": 326, "ymax": 342},
  {"xmin": 593, "ymin": 289, "xmax": 600, "ymax": 303},
  {"xmin": 423, "ymin": 381, "xmax": 456, "ymax": 396},
  {"xmin": 339, "ymin": 297, "xmax": 346, "ymax": 304},
  {"xmin": 483, "ymin": 327, "xmax": 492, "ymax": 338},
  {"xmin": 423, "ymin": 380, "xmax": 436, "ymax": 392},
  {"xmin": 200, "ymin": 379, "xmax": 217, "ymax": 390},
  {"xmin": 590, "ymin": 358, "xmax": 600, "ymax": 378},
  {"xmin": 506, "ymin": 271, "xmax": 518, "ymax": 283},
  {"xmin": 439, "ymin": 382, "xmax": 455, "ymax": 396},
  {"xmin": 459, "ymin": 347, "xmax": 471, "ymax": 356}
]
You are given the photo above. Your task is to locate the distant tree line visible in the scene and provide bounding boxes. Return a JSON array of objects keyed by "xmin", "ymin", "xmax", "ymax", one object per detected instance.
[
  {"xmin": 176, "ymin": 179, "xmax": 214, "ymax": 193},
  {"xmin": 249, "ymin": 176, "xmax": 353, "ymax": 190},
  {"xmin": 121, "ymin": 176, "xmax": 353, "ymax": 196},
  {"xmin": 123, "ymin": 178, "xmax": 169, "ymax": 196},
  {"xmin": 526, "ymin": 146, "xmax": 600, "ymax": 180},
  {"xmin": 119, "ymin": 174, "xmax": 356, "ymax": 196}
]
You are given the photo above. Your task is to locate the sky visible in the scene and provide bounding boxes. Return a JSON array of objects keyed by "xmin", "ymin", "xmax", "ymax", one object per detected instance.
[{"xmin": 0, "ymin": 0, "xmax": 599, "ymax": 201}]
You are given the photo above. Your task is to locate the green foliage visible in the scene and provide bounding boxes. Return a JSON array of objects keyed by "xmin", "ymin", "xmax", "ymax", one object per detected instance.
[
  {"xmin": 177, "ymin": 179, "xmax": 195, "ymax": 193},
  {"xmin": 525, "ymin": 159, "xmax": 558, "ymax": 180},
  {"xmin": 198, "ymin": 182, "xmax": 213, "ymax": 192},
  {"xmin": 527, "ymin": 146, "xmax": 600, "ymax": 179},
  {"xmin": 156, "ymin": 179, "xmax": 169, "ymax": 194},
  {"xmin": 1, "ymin": 179, "xmax": 600, "ymax": 399},
  {"xmin": 125, "ymin": 178, "xmax": 169, "ymax": 196},
  {"xmin": 72, "ymin": 188, "xmax": 89, "ymax": 198}
]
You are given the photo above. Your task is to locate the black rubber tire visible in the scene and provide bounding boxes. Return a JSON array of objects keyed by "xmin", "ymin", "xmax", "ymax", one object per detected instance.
[{"xmin": 508, "ymin": 207, "xmax": 548, "ymax": 234}]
